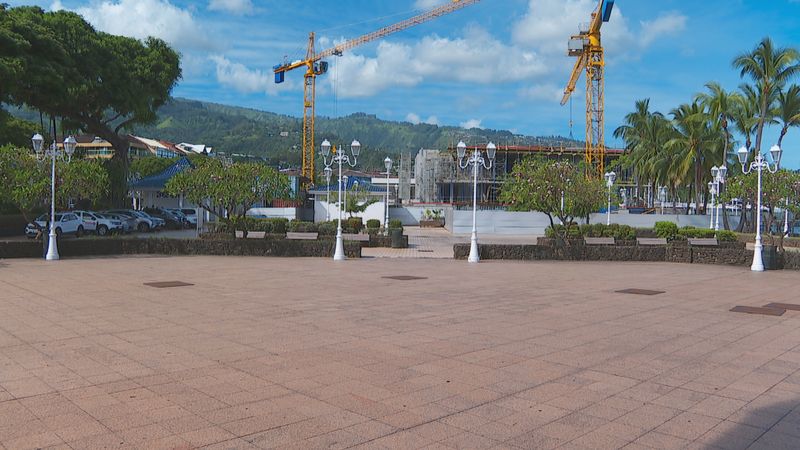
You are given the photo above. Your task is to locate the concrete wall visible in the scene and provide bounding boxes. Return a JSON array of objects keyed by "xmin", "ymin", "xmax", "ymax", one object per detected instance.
[
  {"xmin": 447, "ymin": 210, "xmax": 742, "ymax": 235},
  {"xmin": 246, "ymin": 207, "xmax": 300, "ymax": 220},
  {"xmin": 315, "ymin": 200, "xmax": 387, "ymax": 224}
]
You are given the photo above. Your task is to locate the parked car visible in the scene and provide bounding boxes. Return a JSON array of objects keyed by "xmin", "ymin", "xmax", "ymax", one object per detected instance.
[
  {"xmin": 144, "ymin": 207, "xmax": 185, "ymax": 229},
  {"xmin": 100, "ymin": 212, "xmax": 137, "ymax": 234},
  {"xmin": 71, "ymin": 210, "xmax": 123, "ymax": 236},
  {"xmin": 134, "ymin": 210, "xmax": 166, "ymax": 230},
  {"xmin": 166, "ymin": 208, "xmax": 193, "ymax": 227},
  {"xmin": 25, "ymin": 212, "xmax": 83, "ymax": 238},
  {"xmin": 178, "ymin": 208, "xmax": 198, "ymax": 225},
  {"xmin": 105, "ymin": 209, "xmax": 162, "ymax": 232}
]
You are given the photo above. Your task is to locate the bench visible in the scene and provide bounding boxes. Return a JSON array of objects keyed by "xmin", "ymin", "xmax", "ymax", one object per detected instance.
[
  {"xmin": 637, "ymin": 238, "xmax": 668, "ymax": 246},
  {"xmin": 689, "ymin": 238, "xmax": 718, "ymax": 246},
  {"xmin": 584, "ymin": 237, "xmax": 615, "ymax": 245},
  {"xmin": 342, "ymin": 233, "xmax": 370, "ymax": 242},
  {"xmin": 286, "ymin": 232, "xmax": 318, "ymax": 240}
]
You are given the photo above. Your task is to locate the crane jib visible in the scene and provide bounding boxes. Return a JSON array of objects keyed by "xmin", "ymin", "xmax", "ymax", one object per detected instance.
[{"xmin": 602, "ymin": 0, "xmax": 615, "ymax": 22}]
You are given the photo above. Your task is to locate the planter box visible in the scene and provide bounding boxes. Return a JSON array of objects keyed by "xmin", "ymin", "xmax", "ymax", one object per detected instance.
[{"xmin": 420, "ymin": 218, "xmax": 445, "ymax": 228}]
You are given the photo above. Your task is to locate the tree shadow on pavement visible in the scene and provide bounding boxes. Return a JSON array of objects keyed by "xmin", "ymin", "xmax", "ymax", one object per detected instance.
[{"xmin": 703, "ymin": 399, "xmax": 800, "ymax": 449}]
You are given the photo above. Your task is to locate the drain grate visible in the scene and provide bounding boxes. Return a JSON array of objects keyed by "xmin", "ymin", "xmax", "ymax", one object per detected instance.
[
  {"xmin": 764, "ymin": 303, "xmax": 800, "ymax": 311},
  {"xmin": 417, "ymin": 250, "xmax": 434, "ymax": 253},
  {"xmin": 730, "ymin": 306, "xmax": 785, "ymax": 316},
  {"xmin": 615, "ymin": 288, "xmax": 665, "ymax": 296},
  {"xmin": 144, "ymin": 281, "xmax": 194, "ymax": 288},
  {"xmin": 382, "ymin": 276, "xmax": 428, "ymax": 281}
]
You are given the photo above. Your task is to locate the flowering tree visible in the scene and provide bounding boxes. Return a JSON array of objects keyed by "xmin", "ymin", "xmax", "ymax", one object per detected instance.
[
  {"xmin": 499, "ymin": 157, "xmax": 605, "ymax": 243},
  {"xmin": 165, "ymin": 159, "xmax": 290, "ymax": 235}
]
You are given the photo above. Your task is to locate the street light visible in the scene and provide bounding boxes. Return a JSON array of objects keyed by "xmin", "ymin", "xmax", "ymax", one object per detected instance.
[
  {"xmin": 323, "ymin": 166, "xmax": 333, "ymax": 221},
  {"xmin": 708, "ymin": 165, "xmax": 727, "ymax": 231},
  {"xmin": 604, "ymin": 171, "xmax": 616, "ymax": 226},
  {"xmin": 384, "ymin": 156, "xmax": 392, "ymax": 235},
  {"xmin": 31, "ymin": 133, "xmax": 77, "ymax": 261},
  {"xmin": 321, "ymin": 138, "xmax": 360, "ymax": 261},
  {"xmin": 457, "ymin": 141, "xmax": 496, "ymax": 263},
  {"xmin": 738, "ymin": 144, "xmax": 782, "ymax": 272},
  {"xmin": 659, "ymin": 186, "xmax": 667, "ymax": 215}
]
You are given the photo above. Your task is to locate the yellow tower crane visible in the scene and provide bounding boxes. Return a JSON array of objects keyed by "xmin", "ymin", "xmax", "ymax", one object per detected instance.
[
  {"xmin": 561, "ymin": 0, "xmax": 615, "ymax": 178},
  {"xmin": 273, "ymin": 0, "xmax": 480, "ymax": 184}
]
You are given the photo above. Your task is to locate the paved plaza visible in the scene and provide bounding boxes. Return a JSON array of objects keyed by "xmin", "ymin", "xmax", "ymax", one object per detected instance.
[{"xmin": 1, "ymin": 256, "xmax": 800, "ymax": 449}]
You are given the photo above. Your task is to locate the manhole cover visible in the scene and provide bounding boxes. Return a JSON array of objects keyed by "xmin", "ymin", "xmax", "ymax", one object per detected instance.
[
  {"xmin": 382, "ymin": 276, "xmax": 428, "ymax": 281},
  {"xmin": 730, "ymin": 306, "xmax": 785, "ymax": 316},
  {"xmin": 764, "ymin": 303, "xmax": 800, "ymax": 311},
  {"xmin": 615, "ymin": 289, "xmax": 665, "ymax": 296},
  {"xmin": 144, "ymin": 281, "xmax": 194, "ymax": 288}
]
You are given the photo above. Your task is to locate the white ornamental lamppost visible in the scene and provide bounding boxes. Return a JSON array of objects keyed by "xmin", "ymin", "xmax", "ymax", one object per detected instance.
[
  {"xmin": 323, "ymin": 166, "xmax": 333, "ymax": 221},
  {"xmin": 384, "ymin": 157, "xmax": 392, "ymax": 235},
  {"xmin": 457, "ymin": 141, "xmax": 496, "ymax": 263},
  {"xmin": 31, "ymin": 133, "xmax": 77, "ymax": 261},
  {"xmin": 708, "ymin": 165, "xmax": 727, "ymax": 231},
  {"xmin": 659, "ymin": 186, "xmax": 667, "ymax": 215},
  {"xmin": 320, "ymin": 139, "xmax": 360, "ymax": 261},
  {"xmin": 738, "ymin": 144, "xmax": 782, "ymax": 272},
  {"xmin": 604, "ymin": 171, "xmax": 616, "ymax": 226}
]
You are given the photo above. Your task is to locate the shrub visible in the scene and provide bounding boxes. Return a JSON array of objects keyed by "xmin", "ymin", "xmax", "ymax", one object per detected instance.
[
  {"xmin": 654, "ymin": 221, "xmax": 679, "ymax": 239},
  {"xmin": 678, "ymin": 226, "xmax": 717, "ymax": 239},
  {"xmin": 389, "ymin": 219, "xmax": 402, "ymax": 228},
  {"xmin": 347, "ymin": 217, "xmax": 363, "ymax": 233},
  {"xmin": 318, "ymin": 222, "xmax": 336, "ymax": 236},
  {"xmin": 366, "ymin": 219, "xmax": 380, "ymax": 229},
  {"xmin": 716, "ymin": 230, "xmax": 737, "ymax": 242},
  {"xmin": 590, "ymin": 223, "xmax": 605, "ymax": 237},
  {"xmin": 288, "ymin": 221, "xmax": 318, "ymax": 233}
]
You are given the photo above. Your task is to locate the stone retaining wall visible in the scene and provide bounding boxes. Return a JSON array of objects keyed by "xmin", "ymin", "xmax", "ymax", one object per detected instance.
[
  {"xmin": 0, "ymin": 238, "xmax": 362, "ymax": 259},
  {"xmin": 454, "ymin": 243, "xmax": 758, "ymax": 268}
]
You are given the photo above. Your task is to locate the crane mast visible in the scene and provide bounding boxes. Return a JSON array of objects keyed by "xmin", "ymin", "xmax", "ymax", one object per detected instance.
[
  {"xmin": 274, "ymin": 0, "xmax": 480, "ymax": 184},
  {"xmin": 561, "ymin": 0, "xmax": 615, "ymax": 178}
]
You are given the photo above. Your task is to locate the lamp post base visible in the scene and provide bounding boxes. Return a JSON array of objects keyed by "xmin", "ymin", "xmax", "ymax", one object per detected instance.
[
  {"xmin": 45, "ymin": 231, "xmax": 59, "ymax": 261},
  {"xmin": 751, "ymin": 239, "xmax": 764, "ymax": 272},
  {"xmin": 333, "ymin": 233, "xmax": 346, "ymax": 261},
  {"xmin": 468, "ymin": 231, "xmax": 479, "ymax": 263}
]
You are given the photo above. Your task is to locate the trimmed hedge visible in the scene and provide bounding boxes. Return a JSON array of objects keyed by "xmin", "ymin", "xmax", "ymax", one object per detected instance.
[
  {"xmin": 0, "ymin": 214, "xmax": 27, "ymax": 237},
  {"xmin": 546, "ymin": 223, "xmax": 641, "ymax": 240},
  {"xmin": 366, "ymin": 219, "xmax": 381, "ymax": 229},
  {"xmin": 454, "ymin": 243, "xmax": 759, "ymax": 268},
  {"xmin": 0, "ymin": 237, "xmax": 361, "ymax": 259}
]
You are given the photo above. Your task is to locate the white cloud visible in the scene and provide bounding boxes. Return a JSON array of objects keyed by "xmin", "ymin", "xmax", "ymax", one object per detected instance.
[
  {"xmin": 327, "ymin": 25, "xmax": 548, "ymax": 98},
  {"xmin": 414, "ymin": 0, "xmax": 447, "ymax": 9},
  {"xmin": 511, "ymin": 0, "xmax": 685, "ymax": 58},
  {"xmin": 521, "ymin": 84, "xmax": 563, "ymax": 103},
  {"xmin": 460, "ymin": 119, "xmax": 482, "ymax": 129},
  {"xmin": 208, "ymin": 0, "xmax": 254, "ymax": 16},
  {"xmin": 406, "ymin": 113, "xmax": 439, "ymax": 125},
  {"xmin": 639, "ymin": 12, "xmax": 687, "ymax": 48},
  {"xmin": 210, "ymin": 55, "xmax": 289, "ymax": 95},
  {"xmin": 51, "ymin": 0, "xmax": 211, "ymax": 51}
]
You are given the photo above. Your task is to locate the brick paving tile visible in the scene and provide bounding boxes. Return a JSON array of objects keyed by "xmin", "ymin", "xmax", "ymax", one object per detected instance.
[{"xmin": 2, "ymin": 256, "xmax": 800, "ymax": 449}]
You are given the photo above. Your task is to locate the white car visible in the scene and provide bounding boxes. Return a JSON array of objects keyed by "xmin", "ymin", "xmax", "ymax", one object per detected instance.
[
  {"xmin": 27, "ymin": 213, "xmax": 84, "ymax": 237},
  {"xmin": 73, "ymin": 210, "xmax": 123, "ymax": 236}
]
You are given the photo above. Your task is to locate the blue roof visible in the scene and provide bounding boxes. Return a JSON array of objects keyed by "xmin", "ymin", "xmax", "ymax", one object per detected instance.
[{"xmin": 129, "ymin": 157, "xmax": 193, "ymax": 190}]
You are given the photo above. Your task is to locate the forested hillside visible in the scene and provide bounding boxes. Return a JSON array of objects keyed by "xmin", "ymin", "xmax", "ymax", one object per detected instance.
[{"xmin": 11, "ymin": 98, "xmax": 580, "ymax": 171}]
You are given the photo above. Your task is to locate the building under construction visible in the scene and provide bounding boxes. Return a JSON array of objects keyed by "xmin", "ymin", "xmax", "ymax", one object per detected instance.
[{"xmin": 414, "ymin": 143, "xmax": 624, "ymax": 204}]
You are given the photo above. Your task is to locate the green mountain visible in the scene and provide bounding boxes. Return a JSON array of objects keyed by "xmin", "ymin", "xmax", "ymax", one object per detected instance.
[{"xmin": 8, "ymin": 97, "xmax": 581, "ymax": 171}]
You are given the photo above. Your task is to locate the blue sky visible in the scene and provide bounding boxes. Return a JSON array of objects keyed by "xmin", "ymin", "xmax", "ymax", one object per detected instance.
[{"xmin": 9, "ymin": 0, "xmax": 800, "ymax": 168}]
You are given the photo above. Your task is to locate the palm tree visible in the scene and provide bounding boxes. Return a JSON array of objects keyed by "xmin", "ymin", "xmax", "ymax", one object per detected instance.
[
  {"xmin": 775, "ymin": 84, "xmax": 800, "ymax": 147},
  {"xmin": 696, "ymin": 82, "xmax": 740, "ymax": 165},
  {"xmin": 666, "ymin": 101, "xmax": 721, "ymax": 213},
  {"xmin": 733, "ymin": 37, "xmax": 800, "ymax": 153}
]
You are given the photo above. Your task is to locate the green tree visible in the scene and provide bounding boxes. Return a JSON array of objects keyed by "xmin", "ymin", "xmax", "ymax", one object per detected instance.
[
  {"xmin": 499, "ymin": 158, "xmax": 605, "ymax": 244},
  {"xmin": 733, "ymin": 37, "xmax": 800, "ymax": 154},
  {"xmin": 0, "ymin": 6, "xmax": 181, "ymax": 205},
  {"xmin": 330, "ymin": 183, "xmax": 379, "ymax": 218},
  {"xmin": 775, "ymin": 84, "xmax": 800, "ymax": 147},
  {"xmin": 165, "ymin": 159, "xmax": 290, "ymax": 236},
  {"xmin": 130, "ymin": 156, "xmax": 178, "ymax": 179},
  {"xmin": 0, "ymin": 145, "xmax": 109, "ymax": 220}
]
